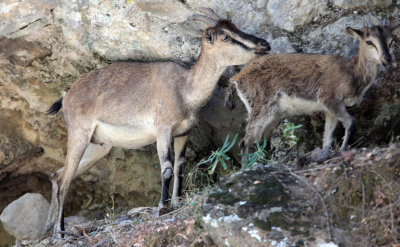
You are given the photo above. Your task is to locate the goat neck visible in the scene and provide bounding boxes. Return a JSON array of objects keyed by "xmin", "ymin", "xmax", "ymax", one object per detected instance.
[
  {"xmin": 184, "ymin": 49, "xmax": 226, "ymax": 110},
  {"xmin": 351, "ymin": 46, "xmax": 380, "ymax": 96}
]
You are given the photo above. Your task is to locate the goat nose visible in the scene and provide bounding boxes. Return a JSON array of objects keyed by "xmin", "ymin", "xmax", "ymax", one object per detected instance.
[{"xmin": 259, "ymin": 39, "xmax": 271, "ymax": 50}]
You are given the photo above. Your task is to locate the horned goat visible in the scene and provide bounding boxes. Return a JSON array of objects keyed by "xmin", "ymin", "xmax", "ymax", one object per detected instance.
[{"xmin": 45, "ymin": 8, "xmax": 270, "ymax": 238}]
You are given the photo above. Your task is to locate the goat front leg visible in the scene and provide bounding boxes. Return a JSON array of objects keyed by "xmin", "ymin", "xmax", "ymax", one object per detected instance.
[
  {"xmin": 322, "ymin": 112, "xmax": 339, "ymax": 149},
  {"xmin": 324, "ymin": 101, "xmax": 356, "ymax": 151},
  {"xmin": 156, "ymin": 127, "xmax": 173, "ymax": 214},
  {"xmin": 171, "ymin": 135, "xmax": 188, "ymax": 208},
  {"xmin": 340, "ymin": 113, "xmax": 356, "ymax": 151}
]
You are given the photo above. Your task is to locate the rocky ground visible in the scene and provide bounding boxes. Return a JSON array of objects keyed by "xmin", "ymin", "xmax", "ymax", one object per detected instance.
[{"xmin": 17, "ymin": 144, "xmax": 400, "ymax": 247}]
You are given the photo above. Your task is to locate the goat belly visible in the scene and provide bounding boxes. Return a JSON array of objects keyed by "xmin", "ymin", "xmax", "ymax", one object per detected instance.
[
  {"xmin": 91, "ymin": 122, "xmax": 157, "ymax": 149},
  {"xmin": 278, "ymin": 94, "xmax": 324, "ymax": 115}
]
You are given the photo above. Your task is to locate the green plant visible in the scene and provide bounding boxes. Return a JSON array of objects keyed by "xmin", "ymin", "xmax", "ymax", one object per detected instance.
[
  {"xmin": 283, "ymin": 122, "xmax": 303, "ymax": 147},
  {"xmin": 198, "ymin": 134, "xmax": 238, "ymax": 175},
  {"xmin": 184, "ymin": 134, "xmax": 238, "ymax": 192},
  {"xmin": 241, "ymin": 136, "xmax": 269, "ymax": 169}
]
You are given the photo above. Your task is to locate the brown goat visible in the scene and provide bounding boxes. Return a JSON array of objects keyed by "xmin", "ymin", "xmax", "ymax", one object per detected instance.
[
  {"xmin": 226, "ymin": 23, "xmax": 398, "ymax": 156},
  {"xmin": 45, "ymin": 8, "xmax": 270, "ymax": 238}
]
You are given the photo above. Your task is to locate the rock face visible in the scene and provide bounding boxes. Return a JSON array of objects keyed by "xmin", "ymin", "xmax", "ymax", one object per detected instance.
[
  {"xmin": 332, "ymin": 0, "xmax": 392, "ymax": 9},
  {"xmin": 267, "ymin": 0, "xmax": 326, "ymax": 32},
  {"xmin": 0, "ymin": 0, "xmax": 400, "ymax": 245},
  {"xmin": 0, "ymin": 193, "xmax": 49, "ymax": 241},
  {"xmin": 302, "ymin": 15, "xmax": 382, "ymax": 56}
]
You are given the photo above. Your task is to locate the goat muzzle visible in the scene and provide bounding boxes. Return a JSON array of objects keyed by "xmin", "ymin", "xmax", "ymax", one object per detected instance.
[{"xmin": 255, "ymin": 39, "xmax": 271, "ymax": 55}]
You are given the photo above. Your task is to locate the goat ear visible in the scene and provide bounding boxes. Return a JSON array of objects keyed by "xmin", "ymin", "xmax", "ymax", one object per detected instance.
[
  {"xmin": 204, "ymin": 27, "xmax": 216, "ymax": 44},
  {"xmin": 346, "ymin": 27, "xmax": 364, "ymax": 40}
]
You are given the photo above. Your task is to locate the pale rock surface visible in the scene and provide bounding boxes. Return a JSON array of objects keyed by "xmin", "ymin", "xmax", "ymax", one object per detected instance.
[
  {"xmin": 302, "ymin": 15, "xmax": 382, "ymax": 56},
  {"xmin": 267, "ymin": 0, "xmax": 326, "ymax": 32},
  {"xmin": 0, "ymin": 193, "xmax": 49, "ymax": 240},
  {"xmin": 0, "ymin": 0, "xmax": 59, "ymax": 37},
  {"xmin": 268, "ymin": 35, "xmax": 297, "ymax": 54},
  {"xmin": 333, "ymin": 0, "xmax": 392, "ymax": 9}
]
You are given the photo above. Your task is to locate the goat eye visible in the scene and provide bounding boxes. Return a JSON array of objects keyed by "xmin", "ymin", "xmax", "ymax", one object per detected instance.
[
  {"xmin": 222, "ymin": 35, "xmax": 230, "ymax": 41},
  {"xmin": 366, "ymin": 41, "xmax": 374, "ymax": 46}
]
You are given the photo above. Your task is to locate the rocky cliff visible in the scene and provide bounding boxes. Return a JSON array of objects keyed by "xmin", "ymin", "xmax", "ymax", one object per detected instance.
[{"xmin": 0, "ymin": 0, "xmax": 399, "ymax": 246}]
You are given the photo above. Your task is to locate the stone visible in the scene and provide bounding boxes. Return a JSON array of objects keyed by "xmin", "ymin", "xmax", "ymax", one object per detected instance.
[
  {"xmin": 136, "ymin": 0, "xmax": 193, "ymax": 23},
  {"xmin": 0, "ymin": 0, "xmax": 59, "ymax": 37},
  {"xmin": 268, "ymin": 35, "xmax": 296, "ymax": 54},
  {"xmin": 201, "ymin": 166, "xmax": 338, "ymax": 246},
  {"xmin": 302, "ymin": 15, "xmax": 382, "ymax": 56},
  {"xmin": 310, "ymin": 148, "xmax": 332, "ymax": 163},
  {"xmin": 332, "ymin": 0, "xmax": 392, "ymax": 9},
  {"xmin": 64, "ymin": 216, "xmax": 88, "ymax": 229},
  {"xmin": 267, "ymin": 0, "xmax": 326, "ymax": 32},
  {"xmin": 0, "ymin": 193, "xmax": 49, "ymax": 240},
  {"xmin": 50, "ymin": 0, "xmax": 201, "ymax": 62}
]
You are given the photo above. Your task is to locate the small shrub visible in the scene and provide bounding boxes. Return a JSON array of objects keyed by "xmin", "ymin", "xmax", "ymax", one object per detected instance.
[
  {"xmin": 283, "ymin": 122, "xmax": 303, "ymax": 147},
  {"xmin": 241, "ymin": 136, "xmax": 269, "ymax": 169},
  {"xmin": 184, "ymin": 134, "xmax": 238, "ymax": 192}
]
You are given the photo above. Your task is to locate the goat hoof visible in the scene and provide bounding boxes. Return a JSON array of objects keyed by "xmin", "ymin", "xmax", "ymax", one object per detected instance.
[
  {"xmin": 157, "ymin": 204, "xmax": 170, "ymax": 216},
  {"xmin": 171, "ymin": 198, "xmax": 182, "ymax": 210}
]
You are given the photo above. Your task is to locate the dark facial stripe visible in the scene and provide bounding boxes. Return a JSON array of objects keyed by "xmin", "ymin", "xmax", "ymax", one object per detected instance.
[
  {"xmin": 378, "ymin": 34, "xmax": 391, "ymax": 60},
  {"xmin": 216, "ymin": 20, "xmax": 261, "ymax": 47},
  {"xmin": 231, "ymin": 37, "xmax": 252, "ymax": 51}
]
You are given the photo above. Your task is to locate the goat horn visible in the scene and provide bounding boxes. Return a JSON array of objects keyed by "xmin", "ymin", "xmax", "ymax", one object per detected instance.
[
  {"xmin": 187, "ymin": 14, "xmax": 218, "ymax": 26},
  {"xmin": 364, "ymin": 18, "xmax": 373, "ymax": 28},
  {"xmin": 195, "ymin": 7, "xmax": 221, "ymax": 21}
]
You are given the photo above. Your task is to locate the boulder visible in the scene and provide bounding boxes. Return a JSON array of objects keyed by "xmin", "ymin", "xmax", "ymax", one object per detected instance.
[
  {"xmin": 332, "ymin": 0, "xmax": 392, "ymax": 9},
  {"xmin": 267, "ymin": 0, "xmax": 326, "ymax": 32},
  {"xmin": 302, "ymin": 15, "xmax": 382, "ymax": 56},
  {"xmin": 201, "ymin": 166, "xmax": 337, "ymax": 246},
  {"xmin": 0, "ymin": 193, "xmax": 49, "ymax": 240}
]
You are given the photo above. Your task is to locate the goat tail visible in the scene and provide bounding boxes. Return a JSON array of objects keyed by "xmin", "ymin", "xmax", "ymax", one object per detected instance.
[
  {"xmin": 224, "ymin": 81, "xmax": 236, "ymax": 110},
  {"xmin": 47, "ymin": 97, "xmax": 63, "ymax": 115}
]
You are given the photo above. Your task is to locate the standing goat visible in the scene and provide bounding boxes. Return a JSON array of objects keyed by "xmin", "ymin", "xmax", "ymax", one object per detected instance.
[
  {"xmin": 226, "ymin": 22, "xmax": 398, "ymax": 156},
  {"xmin": 45, "ymin": 8, "xmax": 270, "ymax": 238}
]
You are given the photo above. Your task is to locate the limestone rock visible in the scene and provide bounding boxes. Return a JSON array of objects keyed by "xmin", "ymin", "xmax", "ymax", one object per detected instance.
[
  {"xmin": 268, "ymin": 35, "xmax": 296, "ymax": 54},
  {"xmin": 0, "ymin": 193, "xmax": 49, "ymax": 240},
  {"xmin": 332, "ymin": 0, "xmax": 392, "ymax": 9},
  {"xmin": 136, "ymin": 0, "xmax": 193, "ymax": 23},
  {"xmin": 201, "ymin": 167, "xmax": 338, "ymax": 246},
  {"xmin": 0, "ymin": 0, "xmax": 58, "ymax": 38},
  {"xmin": 50, "ymin": 0, "xmax": 200, "ymax": 62},
  {"xmin": 267, "ymin": 0, "xmax": 326, "ymax": 32},
  {"xmin": 302, "ymin": 15, "xmax": 382, "ymax": 56}
]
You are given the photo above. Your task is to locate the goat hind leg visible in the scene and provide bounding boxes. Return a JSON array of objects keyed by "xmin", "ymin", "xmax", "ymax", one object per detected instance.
[
  {"xmin": 45, "ymin": 143, "xmax": 111, "ymax": 233},
  {"xmin": 241, "ymin": 107, "xmax": 279, "ymax": 165},
  {"xmin": 47, "ymin": 128, "xmax": 94, "ymax": 238},
  {"xmin": 171, "ymin": 135, "xmax": 188, "ymax": 208}
]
